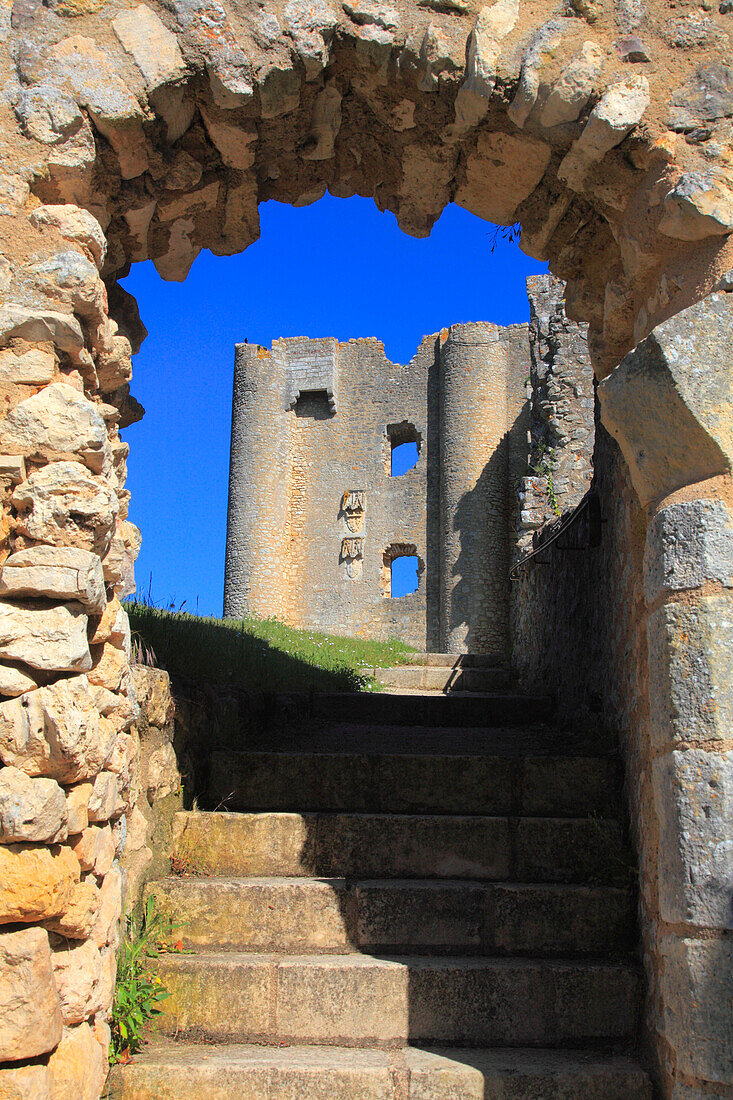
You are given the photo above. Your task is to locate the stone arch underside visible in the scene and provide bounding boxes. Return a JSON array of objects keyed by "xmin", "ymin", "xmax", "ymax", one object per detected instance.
[{"xmin": 0, "ymin": 0, "xmax": 732, "ymax": 1097}]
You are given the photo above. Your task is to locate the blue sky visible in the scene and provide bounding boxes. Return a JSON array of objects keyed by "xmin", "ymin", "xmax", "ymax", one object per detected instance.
[{"xmin": 121, "ymin": 195, "xmax": 547, "ymax": 615}]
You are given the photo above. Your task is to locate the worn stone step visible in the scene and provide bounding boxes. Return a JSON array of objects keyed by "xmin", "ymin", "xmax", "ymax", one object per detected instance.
[
  {"xmin": 153, "ymin": 953, "xmax": 641, "ymax": 1047},
  {"xmin": 401, "ymin": 652, "xmax": 509, "ymax": 667},
  {"xmin": 368, "ymin": 666, "xmax": 511, "ymax": 692},
  {"xmin": 107, "ymin": 1042, "xmax": 653, "ymax": 1099},
  {"xmin": 147, "ymin": 876, "xmax": 635, "ymax": 957},
  {"xmin": 208, "ymin": 749, "xmax": 621, "ymax": 816},
  {"xmin": 170, "ymin": 811, "xmax": 629, "ymax": 884},
  {"xmin": 308, "ymin": 692, "xmax": 554, "ymax": 727}
]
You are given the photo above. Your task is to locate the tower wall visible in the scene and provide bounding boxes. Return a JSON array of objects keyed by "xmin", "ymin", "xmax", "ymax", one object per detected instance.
[
  {"xmin": 223, "ymin": 344, "xmax": 292, "ymax": 619},
  {"xmin": 438, "ymin": 323, "xmax": 527, "ymax": 655}
]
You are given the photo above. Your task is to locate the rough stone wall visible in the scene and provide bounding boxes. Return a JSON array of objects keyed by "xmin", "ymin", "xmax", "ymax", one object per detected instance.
[
  {"xmin": 513, "ymin": 291, "xmax": 733, "ymax": 1100},
  {"xmin": 517, "ymin": 274, "xmax": 595, "ymax": 552},
  {"xmin": 225, "ymin": 327, "xmax": 528, "ymax": 652}
]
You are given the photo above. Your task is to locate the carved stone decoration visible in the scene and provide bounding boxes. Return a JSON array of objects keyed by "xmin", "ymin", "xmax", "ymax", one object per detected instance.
[
  {"xmin": 341, "ymin": 536, "xmax": 364, "ymax": 579},
  {"xmin": 342, "ymin": 489, "xmax": 366, "ymax": 533}
]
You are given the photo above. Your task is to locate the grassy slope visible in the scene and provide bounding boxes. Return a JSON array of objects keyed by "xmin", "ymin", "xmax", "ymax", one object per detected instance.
[{"xmin": 127, "ymin": 603, "xmax": 415, "ymax": 692}]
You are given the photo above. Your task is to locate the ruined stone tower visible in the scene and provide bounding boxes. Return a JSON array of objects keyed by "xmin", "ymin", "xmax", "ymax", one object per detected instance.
[{"xmin": 224, "ymin": 322, "xmax": 529, "ymax": 653}]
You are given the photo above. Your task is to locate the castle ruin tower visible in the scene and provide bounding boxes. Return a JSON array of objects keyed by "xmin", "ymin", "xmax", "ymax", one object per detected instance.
[
  {"xmin": 223, "ymin": 344, "xmax": 291, "ymax": 619},
  {"xmin": 438, "ymin": 323, "xmax": 519, "ymax": 654}
]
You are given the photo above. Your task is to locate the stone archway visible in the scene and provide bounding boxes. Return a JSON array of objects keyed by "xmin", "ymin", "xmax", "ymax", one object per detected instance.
[{"xmin": 0, "ymin": 0, "xmax": 732, "ymax": 1096}]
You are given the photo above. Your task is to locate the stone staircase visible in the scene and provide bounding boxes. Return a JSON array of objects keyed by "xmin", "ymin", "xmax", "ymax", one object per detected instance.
[
  {"xmin": 366, "ymin": 653, "xmax": 510, "ymax": 694},
  {"xmin": 108, "ymin": 684, "xmax": 652, "ymax": 1099}
]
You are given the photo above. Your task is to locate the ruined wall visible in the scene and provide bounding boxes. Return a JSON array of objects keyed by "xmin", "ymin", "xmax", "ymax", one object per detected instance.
[
  {"xmin": 225, "ymin": 327, "xmax": 528, "ymax": 652},
  {"xmin": 517, "ymin": 274, "xmax": 595, "ymax": 552}
]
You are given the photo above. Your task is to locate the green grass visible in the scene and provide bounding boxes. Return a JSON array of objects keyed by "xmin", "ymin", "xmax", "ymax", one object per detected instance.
[{"xmin": 126, "ymin": 603, "xmax": 415, "ymax": 692}]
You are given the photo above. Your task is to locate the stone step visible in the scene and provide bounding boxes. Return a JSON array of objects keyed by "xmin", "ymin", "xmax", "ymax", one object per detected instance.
[
  {"xmin": 400, "ymin": 652, "xmax": 509, "ymax": 667},
  {"xmin": 308, "ymin": 692, "xmax": 554, "ymax": 727},
  {"xmin": 152, "ymin": 953, "xmax": 642, "ymax": 1047},
  {"xmin": 368, "ymin": 666, "xmax": 511, "ymax": 692},
  {"xmin": 208, "ymin": 749, "xmax": 621, "ymax": 816},
  {"xmin": 107, "ymin": 1042, "xmax": 653, "ymax": 1099},
  {"xmin": 147, "ymin": 876, "xmax": 635, "ymax": 957},
  {"xmin": 170, "ymin": 811, "xmax": 629, "ymax": 884}
]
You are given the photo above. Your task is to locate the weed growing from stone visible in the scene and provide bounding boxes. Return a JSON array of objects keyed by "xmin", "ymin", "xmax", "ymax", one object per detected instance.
[{"xmin": 109, "ymin": 896, "xmax": 177, "ymax": 1064}]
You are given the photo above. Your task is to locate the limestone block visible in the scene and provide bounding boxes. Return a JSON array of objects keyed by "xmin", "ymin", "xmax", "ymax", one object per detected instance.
[
  {"xmin": 660, "ymin": 169, "xmax": 733, "ymax": 241},
  {"xmin": 660, "ymin": 935, "xmax": 733, "ymax": 1083},
  {"xmin": 133, "ymin": 666, "xmax": 173, "ymax": 727},
  {"xmin": 284, "ymin": 0, "xmax": 339, "ymax": 80},
  {"xmin": 47, "ymin": 1021, "xmax": 106, "ymax": 1100},
  {"xmin": 508, "ymin": 19, "xmax": 565, "ymax": 129},
  {"xmin": 146, "ymin": 742, "xmax": 179, "ymax": 802},
  {"xmin": 0, "ymin": 1063, "xmax": 52, "ymax": 1099},
  {"xmin": 29, "ymin": 205, "xmax": 107, "ymax": 269},
  {"xmin": 0, "ymin": 546, "xmax": 106, "ymax": 614},
  {"xmin": 668, "ymin": 63, "xmax": 733, "ymax": 134},
  {"xmin": 112, "ymin": 4, "xmax": 187, "ymax": 92},
  {"xmin": 0, "ymin": 307, "xmax": 84, "ymax": 362},
  {"xmin": 0, "ymin": 767, "xmax": 67, "ymax": 843},
  {"xmin": 0, "ymin": 600, "xmax": 90, "ymax": 673},
  {"xmin": 0, "ymin": 663, "xmax": 39, "ymax": 699},
  {"xmin": 302, "ymin": 84, "xmax": 342, "ymax": 161},
  {"xmin": 12, "ymin": 461, "xmax": 119, "ymax": 556},
  {"xmin": 198, "ymin": 108, "xmax": 256, "ymax": 171},
  {"xmin": 29, "ymin": 252, "xmax": 105, "ymax": 322},
  {"xmin": 0, "ymin": 348, "xmax": 54, "ymax": 385},
  {"xmin": 455, "ymin": 131, "xmax": 551, "ymax": 225},
  {"xmin": 44, "ymin": 878, "xmax": 100, "ymax": 940},
  {"xmin": 88, "ymin": 642, "xmax": 128, "ymax": 693},
  {"xmin": 91, "ymin": 864, "xmax": 122, "ymax": 948},
  {"xmin": 648, "ymin": 596, "xmax": 733, "ymax": 750},
  {"xmin": 163, "ymin": 151, "xmax": 202, "ymax": 192},
  {"xmin": 0, "ymin": 457, "xmax": 27, "ymax": 487},
  {"xmin": 124, "ymin": 805, "xmax": 148, "ymax": 854},
  {"xmin": 102, "ymin": 519, "xmax": 141, "ymax": 597},
  {"xmin": 0, "ymin": 928, "xmax": 62, "ymax": 1060},
  {"xmin": 539, "ymin": 41, "xmax": 603, "ymax": 129},
  {"xmin": 453, "ymin": 0, "xmax": 519, "ymax": 129},
  {"xmin": 65, "ymin": 781, "xmax": 92, "ymax": 834},
  {"xmin": 70, "ymin": 823, "xmax": 114, "ymax": 875},
  {"xmin": 51, "ymin": 938, "xmax": 102, "ymax": 1026},
  {"xmin": 152, "ymin": 218, "xmax": 200, "ymax": 282},
  {"xmin": 46, "ymin": 36, "xmax": 147, "ymax": 179},
  {"xmin": 0, "ymin": 843, "xmax": 79, "ymax": 924},
  {"xmin": 558, "ymin": 76, "xmax": 649, "ymax": 190},
  {"xmin": 87, "ymin": 770, "xmax": 118, "ymax": 823},
  {"xmin": 0, "ymin": 675, "xmax": 116, "ymax": 783},
  {"xmin": 598, "ymin": 294, "xmax": 733, "ymax": 505},
  {"xmin": 15, "ymin": 84, "xmax": 83, "ymax": 146},
  {"xmin": 0, "ymin": 384, "xmax": 108, "ymax": 474},
  {"xmin": 645, "ymin": 499, "xmax": 733, "ymax": 603},
  {"xmin": 653, "ymin": 749, "xmax": 733, "ymax": 929},
  {"xmin": 97, "ymin": 945, "xmax": 116, "ymax": 1015},
  {"xmin": 258, "ymin": 62, "xmax": 301, "ymax": 118}
]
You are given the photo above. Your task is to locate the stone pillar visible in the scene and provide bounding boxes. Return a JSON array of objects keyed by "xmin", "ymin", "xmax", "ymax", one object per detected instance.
[
  {"xmin": 644, "ymin": 498, "xmax": 733, "ymax": 1097},
  {"xmin": 599, "ymin": 291, "xmax": 733, "ymax": 1099},
  {"xmin": 439, "ymin": 323, "xmax": 509, "ymax": 655},
  {"xmin": 223, "ymin": 344, "xmax": 292, "ymax": 620}
]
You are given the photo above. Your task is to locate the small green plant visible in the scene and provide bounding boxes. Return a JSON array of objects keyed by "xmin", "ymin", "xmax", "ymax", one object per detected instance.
[
  {"xmin": 529, "ymin": 443, "xmax": 562, "ymax": 518},
  {"xmin": 109, "ymin": 896, "xmax": 175, "ymax": 1064}
]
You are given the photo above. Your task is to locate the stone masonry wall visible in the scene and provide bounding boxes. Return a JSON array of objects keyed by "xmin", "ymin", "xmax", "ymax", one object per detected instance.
[
  {"xmin": 517, "ymin": 274, "xmax": 595, "ymax": 553},
  {"xmin": 513, "ymin": 291, "xmax": 733, "ymax": 1099}
]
